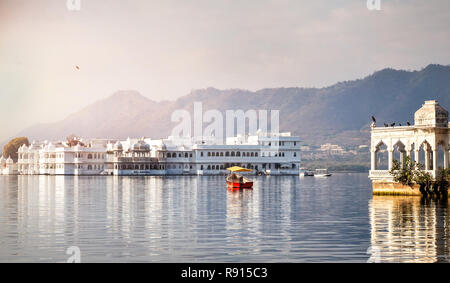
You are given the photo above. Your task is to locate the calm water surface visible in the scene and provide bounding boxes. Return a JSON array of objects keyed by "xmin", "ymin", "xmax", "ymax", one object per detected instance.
[{"xmin": 0, "ymin": 173, "xmax": 448, "ymax": 262}]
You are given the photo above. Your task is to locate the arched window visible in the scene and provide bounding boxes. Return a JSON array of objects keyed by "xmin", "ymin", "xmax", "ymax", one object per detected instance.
[
  {"xmin": 231, "ymin": 152, "xmax": 235, "ymax": 157},
  {"xmin": 201, "ymin": 152, "xmax": 204, "ymax": 157},
  {"xmin": 216, "ymin": 152, "xmax": 219, "ymax": 157},
  {"xmin": 207, "ymin": 165, "xmax": 211, "ymax": 170},
  {"xmin": 185, "ymin": 153, "xmax": 188, "ymax": 158},
  {"xmin": 220, "ymin": 152, "xmax": 224, "ymax": 157},
  {"xmin": 251, "ymin": 152, "xmax": 254, "ymax": 157},
  {"xmin": 212, "ymin": 152, "xmax": 215, "ymax": 157},
  {"xmin": 255, "ymin": 152, "xmax": 258, "ymax": 157},
  {"xmin": 237, "ymin": 152, "xmax": 240, "ymax": 157},
  {"xmin": 294, "ymin": 152, "xmax": 297, "ymax": 157},
  {"xmin": 88, "ymin": 165, "xmax": 92, "ymax": 170},
  {"xmin": 201, "ymin": 165, "xmax": 204, "ymax": 170},
  {"xmin": 88, "ymin": 154, "xmax": 92, "ymax": 159},
  {"xmin": 212, "ymin": 165, "xmax": 216, "ymax": 170},
  {"xmin": 226, "ymin": 152, "xmax": 230, "ymax": 157},
  {"xmin": 208, "ymin": 152, "xmax": 211, "ymax": 157}
]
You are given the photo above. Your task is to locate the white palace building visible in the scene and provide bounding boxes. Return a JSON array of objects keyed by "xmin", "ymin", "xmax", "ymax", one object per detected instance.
[{"xmin": 1, "ymin": 132, "xmax": 301, "ymax": 176}]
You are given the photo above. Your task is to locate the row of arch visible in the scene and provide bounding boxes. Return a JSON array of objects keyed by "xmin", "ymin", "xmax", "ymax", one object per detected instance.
[{"xmin": 371, "ymin": 139, "xmax": 449, "ymax": 171}]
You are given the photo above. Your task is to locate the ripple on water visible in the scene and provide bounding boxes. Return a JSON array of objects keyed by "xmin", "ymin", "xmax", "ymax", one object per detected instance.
[{"xmin": 0, "ymin": 174, "xmax": 448, "ymax": 262}]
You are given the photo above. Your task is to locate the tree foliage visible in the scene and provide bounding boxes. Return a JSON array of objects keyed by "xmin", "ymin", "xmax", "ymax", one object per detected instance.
[
  {"xmin": 2, "ymin": 137, "xmax": 30, "ymax": 162},
  {"xmin": 66, "ymin": 134, "xmax": 85, "ymax": 147},
  {"xmin": 389, "ymin": 156, "xmax": 448, "ymax": 198}
]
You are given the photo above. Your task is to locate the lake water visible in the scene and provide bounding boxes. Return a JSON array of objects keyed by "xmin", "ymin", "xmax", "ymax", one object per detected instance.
[{"xmin": 0, "ymin": 173, "xmax": 448, "ymax": 263}]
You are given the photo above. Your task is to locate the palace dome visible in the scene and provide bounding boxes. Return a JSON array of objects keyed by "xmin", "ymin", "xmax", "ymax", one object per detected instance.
[
  {"xmin": 132, "ymin": 140, "xmax": 150, "ymax": 151},
  {"xmin": 113, "ymin": 141, "xmax": 123, "ymax": 151}
]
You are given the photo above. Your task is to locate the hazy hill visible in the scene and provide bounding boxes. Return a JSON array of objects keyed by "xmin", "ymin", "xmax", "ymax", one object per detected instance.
[{"xmin": 10, "ymin": 64, "xmax": 450, "ymax": 147}]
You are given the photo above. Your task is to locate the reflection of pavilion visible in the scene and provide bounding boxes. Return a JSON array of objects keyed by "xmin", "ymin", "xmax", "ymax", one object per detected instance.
[
  {"xmin": 369, "ymin": 196, "xmax": 449, "ymax": 263},
  {"xmin": 369, "ymin": 100, "xmax": 449, "ymax": 195}
]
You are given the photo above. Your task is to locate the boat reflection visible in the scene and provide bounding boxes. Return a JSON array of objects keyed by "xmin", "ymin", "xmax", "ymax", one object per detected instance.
[{"xmin": 369, "ymin": 196, "xmax": 449, "ymax": 263}]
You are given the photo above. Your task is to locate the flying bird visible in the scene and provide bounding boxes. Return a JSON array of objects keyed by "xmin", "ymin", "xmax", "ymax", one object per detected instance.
[
  {"xmin": 390, "ymin": 123, "xmax": 395, "ymax": 127},
  {"xmin": 384, "ymin": 123, "xmax": 388, "ymax": 127},
  {"xmin": 371, "ymin": 116, "xmax": 376, "ymax": 123},
  {"xmin": 399, "ymin": 123, "xmax": 402, "ymax": 126},
  {"xmin": 75, "ymin": 66, "xmax": 80, "ymax": 70},
  {"xmin": 407, "ymin": 122, "xmax": 411, "ymax": 126}
]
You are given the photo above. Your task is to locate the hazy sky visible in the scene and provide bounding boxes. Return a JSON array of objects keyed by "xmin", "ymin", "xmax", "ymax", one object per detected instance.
[{"xmin": 1, "ymin": 0, "xmax": 449, "ymax": 141}]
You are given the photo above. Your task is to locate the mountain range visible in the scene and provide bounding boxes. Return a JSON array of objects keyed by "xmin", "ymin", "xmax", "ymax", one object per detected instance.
[{"xmin": 8, "ymin": 64, "xmax": 450, "ymax": 148}]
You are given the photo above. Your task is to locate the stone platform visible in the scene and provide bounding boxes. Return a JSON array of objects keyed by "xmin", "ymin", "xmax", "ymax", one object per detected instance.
[{"xmin": 372, "ymin": 181, "xmax": 421, "ymax": 196}]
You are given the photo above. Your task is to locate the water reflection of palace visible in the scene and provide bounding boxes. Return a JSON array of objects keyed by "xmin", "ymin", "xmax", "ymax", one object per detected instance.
[{"xmin": 369, "ymin": 196, "xmax": 449, "ymax": 263}]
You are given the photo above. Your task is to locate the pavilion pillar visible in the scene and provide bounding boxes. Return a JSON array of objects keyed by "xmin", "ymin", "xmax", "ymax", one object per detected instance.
[
  {"xmin": 400, "ymin": 151, "xmax": 405, "ymax": 168},
  {"xmin": 444, "ymin": 149, "xmax": 448, "ymax": 169},
  {"xmin": 371, "ymin": 150, "xmax": 377, "ymax": 171},
  {"xmin": 414, "ymin": 150, "xmax": 420, "ymax": 166},
  {"xmin": 388, "ymin": 150, "xmax": 394, "ymax": 170},
  {"xmin": 425, "ymin": 149, "xmax": 430, "ymax": 170},
  {"xmin": 432, "ymin": 149, "xmax": 438, "ymax": 171}
]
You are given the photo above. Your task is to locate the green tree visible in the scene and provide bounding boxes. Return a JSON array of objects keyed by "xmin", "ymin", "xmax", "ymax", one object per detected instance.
[
  {"xmin": 389, "ymin": 156, "xmax": 417, "ymax": 187},
  {"xmin": 389, "ymin": 156, "xmax": 435, "ymax": 197},
  {"xmin": 2, "ymin": 137, "xmax": 30, "ymax": 162}
]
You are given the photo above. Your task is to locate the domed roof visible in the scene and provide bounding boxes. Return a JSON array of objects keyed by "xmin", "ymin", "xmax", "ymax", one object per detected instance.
[
  {"xmin": 414, "ymin": 100, "xmax": 448, "ymax": 127},
  {"xmin": 132, "ymin": 140, "xmax": 150, "ymax": 151},
  {"xmin": 113, "ymin": 141, "xmax": 123, "ymax": 151}
]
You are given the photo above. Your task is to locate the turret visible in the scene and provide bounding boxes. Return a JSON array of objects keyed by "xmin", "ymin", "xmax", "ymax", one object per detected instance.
[{"xmin": 414, "ymin": 100, "xmax": 448, "ymax": 127}]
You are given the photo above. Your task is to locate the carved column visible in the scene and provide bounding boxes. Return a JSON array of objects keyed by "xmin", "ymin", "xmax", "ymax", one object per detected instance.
[
  {"xmin": 432, "ymin": 149, "xmax": 438, "ymax": 171},
  {"xmin": 425, "ymin": 149, "xmax": 430, "ymax": 170},
  {"xmin": 400, "ymin": 151, "xmax": 405, "ymax": 168},
  {"xmin": 388, "ymin": 150, "xmax": 394, "ymax": 170},
  {"xmin": 371, "ymin": 150, "xmax": 377, "ymax": 171},
  {"xmin": 444, "ymin": 149, "xmax": 448, "ymax": 169}
]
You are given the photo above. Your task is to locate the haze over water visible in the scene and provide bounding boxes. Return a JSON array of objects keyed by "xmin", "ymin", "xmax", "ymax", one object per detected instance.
[{"xmin": 0, "ymin": 174, "xmax": 448, "ymax": 262}]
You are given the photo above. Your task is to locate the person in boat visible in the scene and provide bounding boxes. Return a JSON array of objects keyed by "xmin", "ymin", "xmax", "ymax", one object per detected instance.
[{"xmin": 228, "ymin": 173, "xmax": 239, "ymax": 182}]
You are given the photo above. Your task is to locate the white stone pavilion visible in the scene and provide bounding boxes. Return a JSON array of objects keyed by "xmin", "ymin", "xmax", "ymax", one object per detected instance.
[{"xmin": 369, "ymin": 100, "xmax": 449, "ymax": 195}]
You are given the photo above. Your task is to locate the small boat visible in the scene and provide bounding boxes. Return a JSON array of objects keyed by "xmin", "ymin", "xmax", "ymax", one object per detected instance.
[
  {"xmin": 226, "ymin": 166, "xmax": 254, "ymax": 190},
  {"xmin": 299, "ymin": 168, "xmax": 314, "ymax": 177},
  {"xmin": 304, "ymin": 170, "xmax": 315, "ymax": 177},
  {"xmin": 314, "ymin": 168, "xmax": 332, "ymax": 177}
]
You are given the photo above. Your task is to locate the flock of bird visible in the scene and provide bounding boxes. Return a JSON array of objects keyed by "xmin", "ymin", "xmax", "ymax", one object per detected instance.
[{"xmin": 371, "ymin": 116, "xmax": 411, "ymax": 127}]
